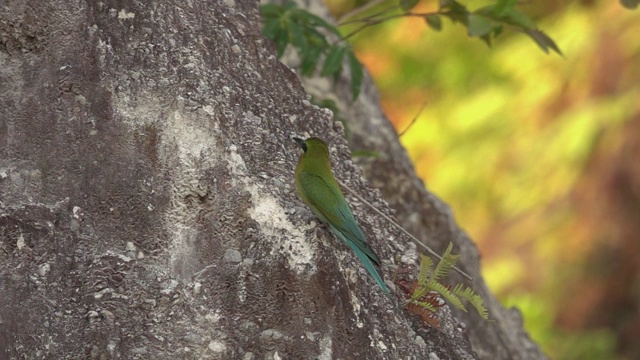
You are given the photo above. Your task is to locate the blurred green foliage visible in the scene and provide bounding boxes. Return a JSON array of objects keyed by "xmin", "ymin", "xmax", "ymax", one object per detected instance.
[
  {"xmin": 260, "ymin": 1, "xmax": 365, "ymax": 99},
  {"xmin": 325, "ymin": 0, "xmax": 640, "ymax": 359}
]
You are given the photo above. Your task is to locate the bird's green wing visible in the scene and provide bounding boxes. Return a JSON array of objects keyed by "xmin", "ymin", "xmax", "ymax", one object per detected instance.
[
  {"xmin": 297, "ymin": 171, "xmax": 381, "ymax": 265},
  {"xmin": 298, "ymin": 171, "xmax": 391, "ymax": 297}
]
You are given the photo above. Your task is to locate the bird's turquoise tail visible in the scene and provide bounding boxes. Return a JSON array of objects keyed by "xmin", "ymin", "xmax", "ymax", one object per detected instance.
[{"xmin": 330, "ymin": 225, "xmax": 392, "ymax": 299}]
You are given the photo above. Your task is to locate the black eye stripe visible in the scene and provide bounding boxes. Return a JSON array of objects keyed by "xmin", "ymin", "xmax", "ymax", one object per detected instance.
[{"xmin": 293, "ymin": 137, "xmax": 307, "ymax": 152}]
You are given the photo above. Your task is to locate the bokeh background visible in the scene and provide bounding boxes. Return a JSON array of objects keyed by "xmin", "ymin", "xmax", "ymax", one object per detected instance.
[{"xmin": 325, "ymin": 1, "xmax": 640, "ymax": 359}]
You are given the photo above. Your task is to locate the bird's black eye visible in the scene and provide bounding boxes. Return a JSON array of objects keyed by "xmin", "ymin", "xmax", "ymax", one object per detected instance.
[{"xmin": 293, "ymin": 137, "xmax": 307, "ymax": 153}]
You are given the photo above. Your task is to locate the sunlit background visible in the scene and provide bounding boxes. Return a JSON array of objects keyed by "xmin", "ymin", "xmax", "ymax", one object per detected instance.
[{"xmin": 325, "ymin": 1, "xmax": 640, "ymax": 359}]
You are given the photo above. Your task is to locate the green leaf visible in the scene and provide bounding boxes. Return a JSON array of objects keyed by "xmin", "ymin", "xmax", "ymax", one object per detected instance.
[
  {"xmin": 411, "ymin": 254, "xmax": 434, "ymax": 301},
  {"xmin": 501, "ymin": 8, "xmax": 536, "ymax": 30},
  {"xmin": 300, "ymin": 46, "xmax": 323, "ymax": 76},
  {"xmin": 480, "ymin": 34, "xmax": 492, "ymax": 47},
  {"xmin": 288, "ymin": 22, "xmax": 308, "ymax": 53},
  {"xmin": 418, "ymin": 254, "xmax": 434, "ymax": 286},
  {"xmin": 259, "ymin": 4, "xmax": 284, "ymax": 18},
  {"xmin": 321, "ymin": 46, "xmax": 346, "ymax": 77},
  {"xmin": 476, "ymin": 5, "xmax": 535, "ymax": 29},
  {"xmin": 428, "ymin": 281, "xmax": 466, "ymax": 311},
  {"xmin": 440, "ymin": 0, "xmax": 469, "ymax": 25},
  {"xmin": 409, "ymin": 243, "xmax": 488, "ymax": 321},
  {"xmin": 452, "ymin": 284, "xmax": 490, "ymax": 319},
  {"xmin": 440, "ymin": 0, "xmax": 467, "ymax": 12},
  {"xmin": 413, "ymin": 300, "xmax": 438, "ymax": 312},
  {"xmin": 294, "ymin": 9, "xmax": 341, "ymax": 37},
  {"xmin": 347, "ymin": 50, "xmax": 363, "ymax": 100},
  {"xmin": 303, "ymin": 26, "xmax": 330, "ymax": 47},
  {"xmin": 493, "ymin": 0, "xmax": 517, "ymax": 16},
  {"xmin": 620, "ymin": 0, "xmax": 639, "ymax": 9},
  {"xmin": 274, "ymin": 28, "xmax": 289, "ymax": 57},
  {"xmin": 473, "ymin": 3, "xmax": 563, "ymax": 54},
  {"xmin": 467, "ymin": 13, "xmax": 494, "ymax": 37},
  {"xmin": 524, "ymin": 29, "xmax": 563, "ymax": 55},
  {"xmin": 400, "ymin": 0, "xmax": 420, "ymax": 11},
  {"xmin": 425, "ymin": 14, "xmax": 442, "ymax": 31},
  {"xmin": 474, "ymin": 4, "xmax": 496, "ymax": 17},
  {"xmin": 262, "ymin": 18, "xmax": 281, "ymax": 40},
  {"xmin": 493, "ymin": 24, "xmax": 504, "ymax": 37},
  {"xmin": 432, "ymin": 243, "xmax": 460, "ymax": 282}
]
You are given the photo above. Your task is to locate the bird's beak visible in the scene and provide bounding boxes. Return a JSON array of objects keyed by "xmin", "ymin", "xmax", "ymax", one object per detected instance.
[{"xmin": 292, "ymin": 137, "xmax": 307, "ymax": 152}]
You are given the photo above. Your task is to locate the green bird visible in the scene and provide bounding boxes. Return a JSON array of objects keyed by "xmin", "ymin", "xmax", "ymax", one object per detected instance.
[{"xmin": 293, "ymin": 137, "xmax": 391, "ymax": 298}]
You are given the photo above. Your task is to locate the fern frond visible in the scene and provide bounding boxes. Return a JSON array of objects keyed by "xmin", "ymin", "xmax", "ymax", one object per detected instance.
[
  {"xmin": 412, "ymin": 300, "xmax": 438, "ymax": 313},
  {"xmin": 410, "ymin": 254, "xmax": 434, "ymax": 301},
  {"xmin": 432, "ymin": 243, "xmax": 461, "ymax": 282},
  {"xmin": 452, "ymin": 284, "xmax": 490, "ymax": 319},
  {"xmin": 428, "ymin": 281, "xmax": 466, "ymax": 312},
  {"xmin": 418, "ymin": 254, "xmax": 434, "ymax": 286},
  {"xmin": 410, "ymin": 285, "xmax": 427, "ymax": 302}
]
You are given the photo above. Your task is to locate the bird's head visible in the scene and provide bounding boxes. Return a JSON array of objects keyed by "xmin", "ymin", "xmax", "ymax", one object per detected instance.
[{"xmin": 293, "ymin": 137, "xmax": 329, "ymax": 157}]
